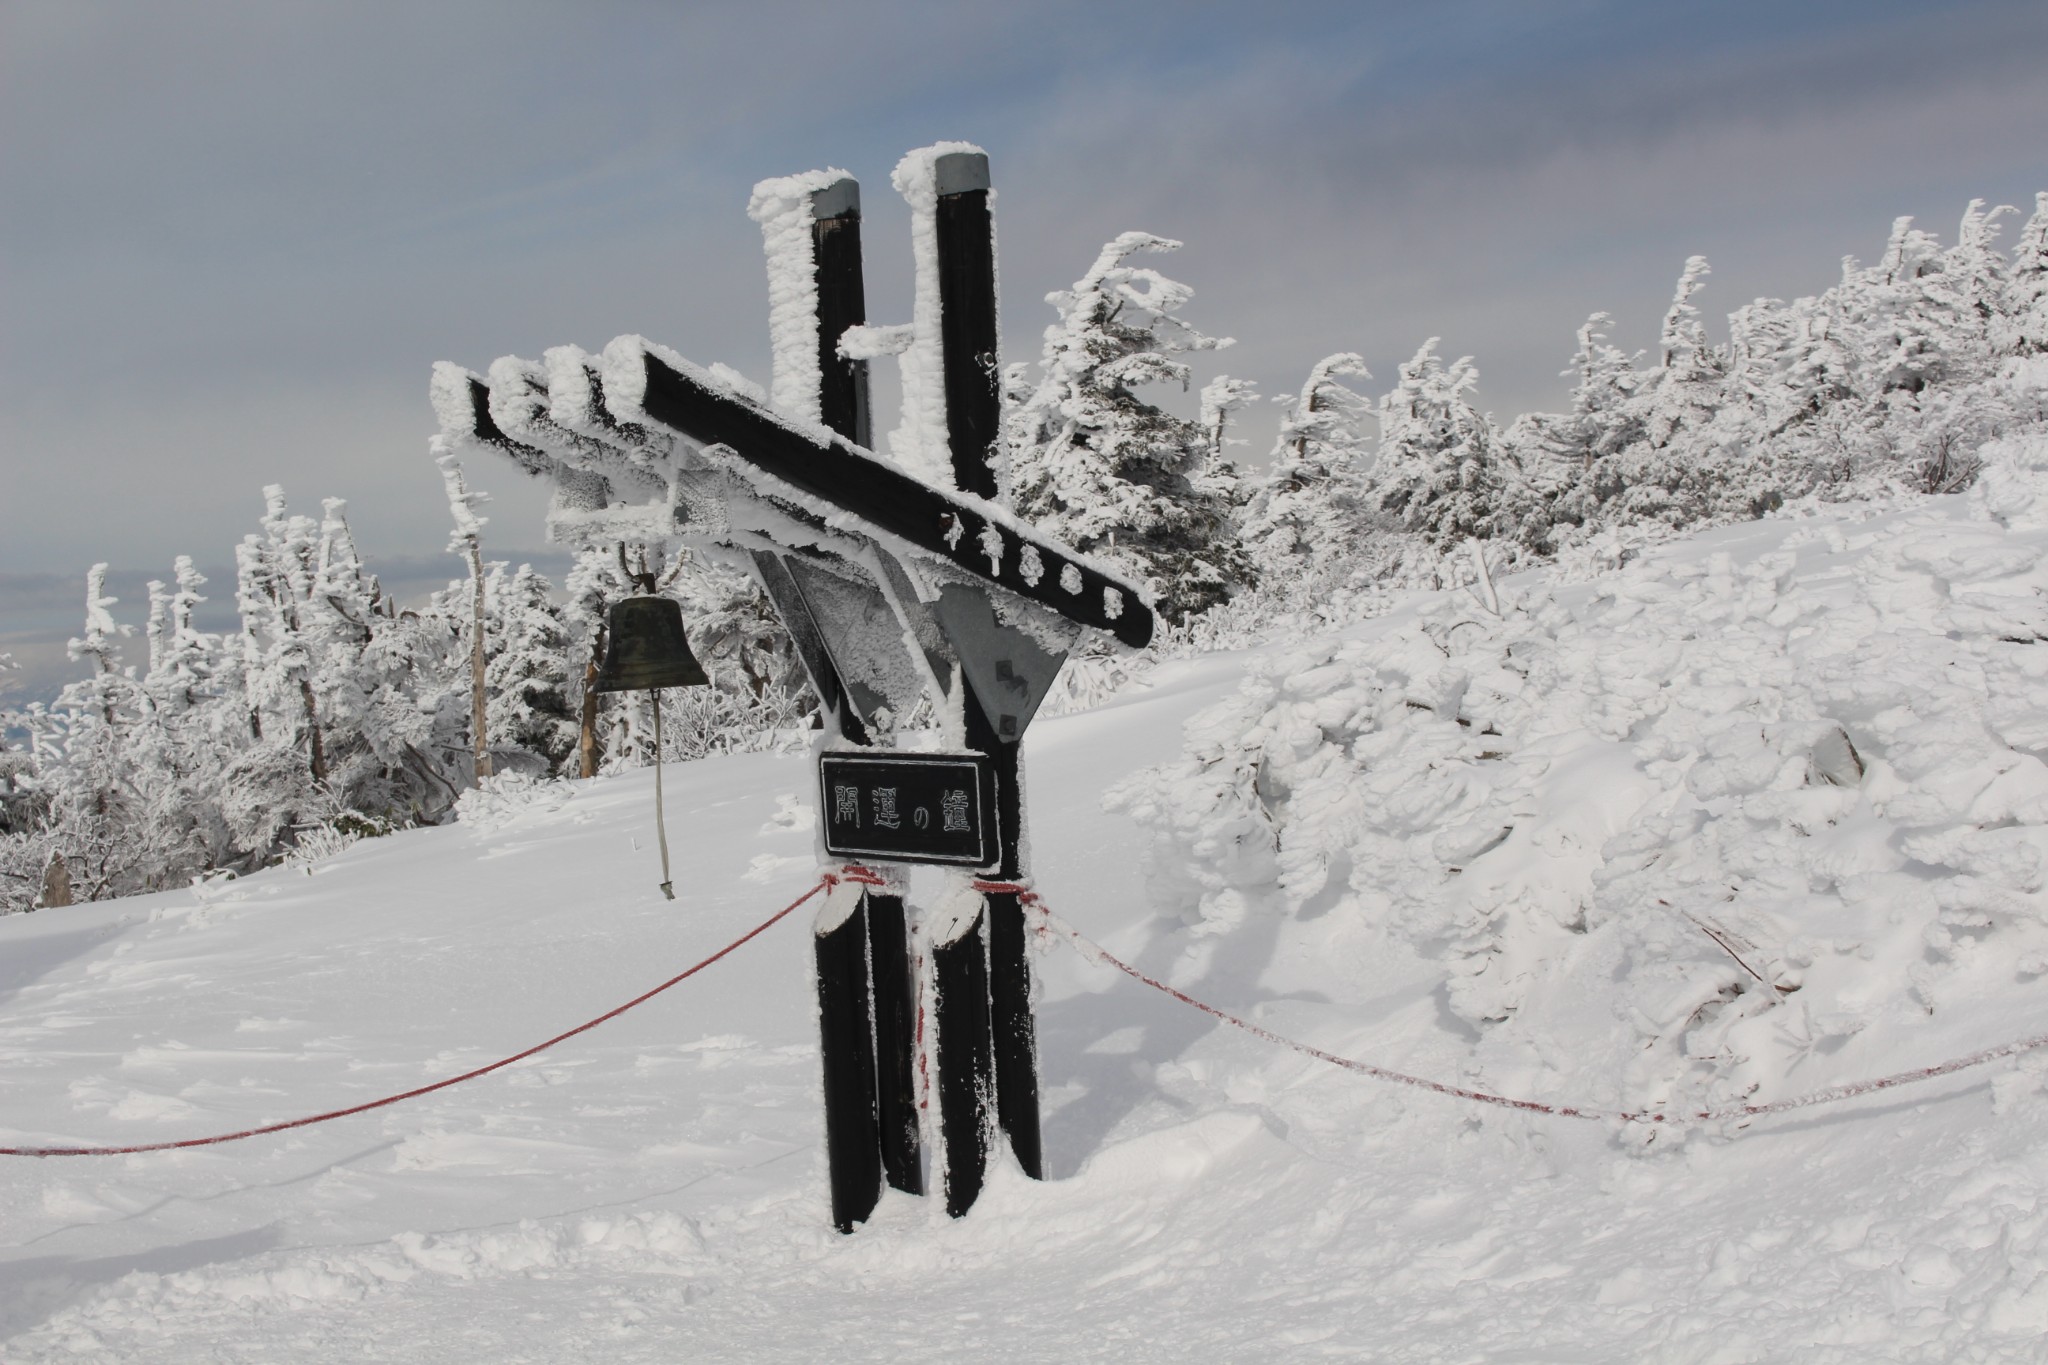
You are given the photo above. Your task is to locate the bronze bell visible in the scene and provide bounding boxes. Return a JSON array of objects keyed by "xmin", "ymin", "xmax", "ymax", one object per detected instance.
[{"xmin": 594, "ymin": 595, "xmax": 710, "ymax": 693}]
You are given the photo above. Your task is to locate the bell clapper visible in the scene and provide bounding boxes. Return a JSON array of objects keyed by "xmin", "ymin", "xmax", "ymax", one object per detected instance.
[{"xmin": 652, "ymin": 686, "xmax": 675, "ymax": 901}]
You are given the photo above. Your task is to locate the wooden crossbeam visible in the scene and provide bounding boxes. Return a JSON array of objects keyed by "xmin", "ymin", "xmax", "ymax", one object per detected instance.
[
  {"xmin": 439, "ymin": 347, "xmax": 1155, "ymax": 651},
  {"xmin": 615, "ymin": 341, "xmax": 1154, "ymax": 649}
]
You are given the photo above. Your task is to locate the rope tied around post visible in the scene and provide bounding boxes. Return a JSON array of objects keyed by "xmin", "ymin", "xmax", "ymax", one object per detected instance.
[{"xmin": 824, "ymin": 863, "xmax": 890, "ymax": 890}]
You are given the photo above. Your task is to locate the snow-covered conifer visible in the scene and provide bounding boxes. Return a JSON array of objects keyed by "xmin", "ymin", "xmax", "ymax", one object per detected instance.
[
  {"xmin": 218, "ymin": 493, "xmax": 328, "ymax": 851},
  {"xmin": 1944, "ymin": 200, "xmax": 2013, "ymax": 361},
  {"xmin": 1860, "ymin": 216, "xmax": 1976, "ymax": 396},
  {"xmin": 1198, "ymin": 375, "xmax": 1260, "ymax": 470},
  {"xmin": 1648, "ymin": 256, "xmax": 1725, "ymax": 446},
  {"xmin": 30, "ymin": 566, "xmax": 154, "ymax": 899},
  {"xmin": 1608, "ymin": 259, "xmax": 1734, "ymax": 526},
  {"xmin": 69, "ymin": 562, "xmax": 130, "ymax": 691},
  {"xmin": 2000, "ymin": 192, "xmax": 2048, "ymax": 358},
  {"xmin": 1192, "ymin": 374, "xmax": 1258, "ymax": 534},
  {"xmin": 482, "ymin": 562, "xmax": 579, "ymax": 776},
  {"xmin": 1007, "ymin": 232, "xmax": 1242, "ymax": 620},
  {"xmin": 1372, "ymin": 341, "xmax": 1522, "ymax": 550},
  {"xmin": 1240, "ymin": 354, "xmax": 1378, "ymax": 584},
  {"xmin": 1507, "ymin": 314, "xmax": 1645, "ymax": 538}
]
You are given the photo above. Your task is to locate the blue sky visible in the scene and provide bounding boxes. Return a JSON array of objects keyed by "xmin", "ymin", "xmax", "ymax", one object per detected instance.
[{"xmin": 5, "ymin": 0, "xmax": 2047, "ymax": 700}]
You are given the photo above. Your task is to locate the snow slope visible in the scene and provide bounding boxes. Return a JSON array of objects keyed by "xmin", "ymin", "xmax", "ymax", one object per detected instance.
[{"xmin": 10, "ymin": 470, "xmax": 2048, "ymax": 1359}]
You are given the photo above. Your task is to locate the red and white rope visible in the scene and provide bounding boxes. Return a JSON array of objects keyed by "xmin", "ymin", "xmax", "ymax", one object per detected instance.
[
  {"xmin": 9, "ymin": 869, "xmax": 2040, "ymax": 1158},
  {"xmin": 0, "ymin": 879, "xmax": 827, "ymax": 1158},
  {"xmin": 1024, "ymin": 895, "xmax": 2048, "ymax": 1127}
]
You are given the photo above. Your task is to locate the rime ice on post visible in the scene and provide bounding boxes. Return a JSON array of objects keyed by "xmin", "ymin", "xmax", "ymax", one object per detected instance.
[
  {"xmin": 890, "ymin": 142, "xmax": 1000, "ymax": 494},
  {"xmin": 749, "ymin": 168, "xmax": 857, "ymax": 431}
]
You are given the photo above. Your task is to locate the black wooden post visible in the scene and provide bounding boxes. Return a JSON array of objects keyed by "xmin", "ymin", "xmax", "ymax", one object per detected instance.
[
  {"xmin": 933, "ymin": 150, "xmax": 1001, "ymax": 500},
  {"xmin": 813, "ymin": 893, "xmax": 881, "ymax": 1232},
  {"xmin": 926, "ymin": 149, "xmax": 1043, "ymax": 1213},
  {"xmin": 965, "ymin": 699, "xmax": 1040, "ymax": 1179},
  {"xmin": 799, "ymin": 176, "xmax": 922, "ymax": 1229},
  {"xmin": 813, "ymin": 179, "xmax": 923, "ymax": 1201},
  {"xmin": 863, "ymin": 872, "xmax": 923, "ymax": 1198},
  {"xmin": 810, "ymin": 177, "xmax": 873, "ymax": 452}
]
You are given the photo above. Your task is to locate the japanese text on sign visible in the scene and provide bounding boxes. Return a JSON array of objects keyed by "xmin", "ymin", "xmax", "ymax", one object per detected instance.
[{"xmin": 818, "ymin": 751, "xmax": 998, "ymax": 868}]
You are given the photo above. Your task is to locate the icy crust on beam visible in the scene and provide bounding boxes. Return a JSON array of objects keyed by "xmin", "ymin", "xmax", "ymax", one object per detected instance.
[
  {"xmin": 595, "ymin": 333, "xmax": 1154, "ymax": 646},
  {"xmin": 540, "ymin": 344, "xmax": 675, "ymax": 474},
  {"xmin": 746, "ymin": 168, "xmax": 851, "ymax": 427},
  {"xmin": 888, "ymin": 141, "xmax": 985, "ymax": 490},
  {"xmin": 435, "ymin": 347, "xmax": 670, "ymax": 517},
  {"xmin": 428, "ymin": 362, "xmax": 556, "ymax": 482},
  {"xmin": 428, "ymin": 361, "xmax": 485, "ymax": 443},
  {"xmin": 541, "ymin": 502, "xmax": 674, "ymax": 551},
  {"xmin": 838, "ymin": 322, "xmax": 912, "ymax": 361}
]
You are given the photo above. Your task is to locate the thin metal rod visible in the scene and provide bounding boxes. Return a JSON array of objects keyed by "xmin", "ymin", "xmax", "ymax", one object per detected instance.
[{"xmin": 653, "ymin": 688, "xmax": 674, "ymax": 900}]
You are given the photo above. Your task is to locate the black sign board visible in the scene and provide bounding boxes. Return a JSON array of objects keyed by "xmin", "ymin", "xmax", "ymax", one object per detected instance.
[{"xmin": 819, "ymin": 751, "xmax": 998, "ymax": 868}]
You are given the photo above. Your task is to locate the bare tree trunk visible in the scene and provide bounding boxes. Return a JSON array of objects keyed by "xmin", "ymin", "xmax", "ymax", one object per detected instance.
[
  {"xmin": 300, "ymin": 677, "xmax": 327, "ymax": 782},
  {"xmin": 467, "ymin": 542, "xmax": 492, "ymax": 782},
  {"xmin": 578, "ymin": 625, "xmax": 605, "ymax": 779},
  {"xmin": 39, "ymin": 851, "xmax": 73, "ymax": 909}
]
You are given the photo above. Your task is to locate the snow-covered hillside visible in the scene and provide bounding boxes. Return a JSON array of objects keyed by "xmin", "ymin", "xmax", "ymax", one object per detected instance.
[{"xmin": 11, "ymin": 452, "xmax": 2048, "ymax": 1360}]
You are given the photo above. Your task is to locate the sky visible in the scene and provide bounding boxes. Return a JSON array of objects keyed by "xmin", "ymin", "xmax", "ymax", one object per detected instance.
[{"xmin": 4, "ymin": 0, "xmax": 2048, "ymax": 702}]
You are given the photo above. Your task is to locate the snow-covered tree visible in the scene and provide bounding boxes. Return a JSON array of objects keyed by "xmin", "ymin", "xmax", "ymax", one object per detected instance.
[
  {"xmin": 1648, "ymin": 256, "xmax": 1726, "ymax": 446},
  {"xmin": 1008, "ymin": 232, "xmax": 1243, "ymax": 621},
  {"xmin": 20, "ymin": 566, "xmax": 154, "ymax": 901},
  {"xmin": 564, "ymin": 544, "xmax": 629, "ymax": 778},
  {"xmin": 1240, "ymin": 354, "xmax": 1379, "ymax": 584},
  {"xmin": 1607, "ymin": 258, "xmax": 1736, "ymax": 527},
  {"xmin": 1372, "ymin": 340, "xmax": 1523, "ymax": 550},
  {"xmin": 1999, "ymin": 192, "xmax": 2048, "ymax": 359},
  {"xmin": 1859, "ymin": 217, "xmax": 1976, "ymax": 397},
  {"xmin": 141, "ymin": 557, "xmax": 218, "ymax": 717},
  {"xmin": 1944, "ymin": 199, "xmax": 2014, "ymax": 363},
  {"xmin": 482, "ymin": 562, "xmax": 579, "ymax": 776},
  {"xmin": 238, "ymin": 486, "xmax": 328, "ymax": 781},
  {"xmin": 1198, "ymin": 375, "xmax": 1260, "ymax": 471},
  {"xmin": 1515, "ymin": 313, "xmax": 1644, "ymax": 537},
  {"xmin": 1194, "ymin": 374, "xmax": 1259, "ymax": 521}
]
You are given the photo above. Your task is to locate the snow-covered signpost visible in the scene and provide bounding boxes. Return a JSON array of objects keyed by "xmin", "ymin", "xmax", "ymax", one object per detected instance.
[{"xmin": 431, "ymin": 144, "xmax": 1154, "ymax": 1227}]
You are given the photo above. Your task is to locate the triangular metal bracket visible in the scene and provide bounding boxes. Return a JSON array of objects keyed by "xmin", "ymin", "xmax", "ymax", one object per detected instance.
[
  {"xmin": 867, "ymin": 549, "xmax": 962, "ymax": 706},
  {"xmin": 749, "ymin": 549, "xmax": 927, "ymax": 736},
  {"xmin": 782, "ymin": 555, "xmax": 928, "ymax": 729},
  {"xmin": 927, "ymin": 584, "xmax": 1077, "ymax": 743}
]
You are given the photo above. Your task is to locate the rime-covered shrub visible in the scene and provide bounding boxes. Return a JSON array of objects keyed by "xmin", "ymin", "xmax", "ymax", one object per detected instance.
[{"xmin": 1115, "ymin": 435, "xmax": 2048, "ymax": 1127}]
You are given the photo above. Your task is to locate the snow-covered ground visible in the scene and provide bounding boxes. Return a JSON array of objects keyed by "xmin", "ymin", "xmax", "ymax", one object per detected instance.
[{"xmin": 11, "ymin": 460, "xmax": 2048, "ymax": 1360}]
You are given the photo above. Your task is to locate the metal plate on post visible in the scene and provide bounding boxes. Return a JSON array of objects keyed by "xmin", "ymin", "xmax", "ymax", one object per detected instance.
[
  {"xmin": 928, "ymin": 584, "xmax": 1077, "ymax": 743},
  {"xmin": 784, "ymin": 557, "xmax": 928, "ymax": 728},
  {"xmin": 819, "ymin": 751, "xmax": 999, "ymax": 868}
]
